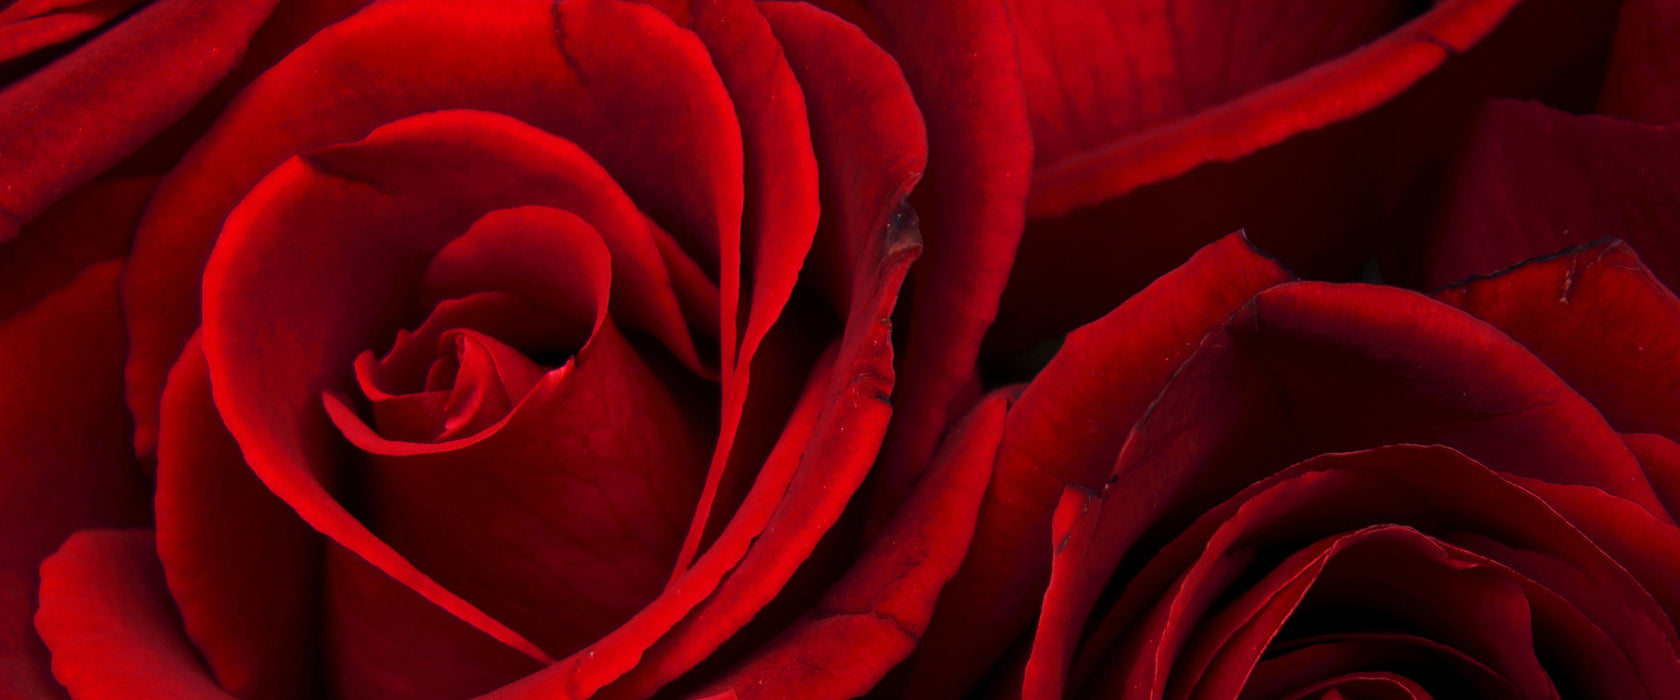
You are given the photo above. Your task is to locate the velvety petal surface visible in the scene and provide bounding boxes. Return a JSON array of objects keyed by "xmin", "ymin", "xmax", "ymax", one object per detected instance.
[
  {"xmin": 1435, "ymin": 240, "xmax": 1680, "ymax": 448},
  {"xmin": 1420, "ymin": 101, "xmax": 1680, "ymax": 291},
  {"xmin": 0, "ymin": 0, "xmax": 283, "ymax": 241},
  {"xmin": 690, "ymin": 392, "xmax": 1006, "ymax": 700},
  {"xmin": 482, "ymin": 121, "xmax": 924, "ymax": 700},
  {"xmin": 0, "ymin": 261, "xmax": 149, "ymax": 700},
  {"xmin": 0, "ymin": 176, "xmax": 151, "ymax": 324},
  {"xmin": 1598, "ymin": 0, "xmax": 1680, "ymax": 123},
  {"xmin": 855, "ymin": 0, "xmax": 1034, "ymax": 527},
  {"xmin": 905, "ymin": 234, "xmax": 1293, "ymax": 698},
  {"xmin": 1013, "ymin": 0, "xmax": 1411, "ymax": 172},
  {"xmin": 154, "ymin": 337, "xmax": 321, "ymax": 700},
  {"xmin": 0, "ymin": 0, "xmax": 147, "ymax": 64},
  {"xmin": 34, "ymin": 531, "xmax": 232, "ymax": 700},
  {"xmin": 663, "ymin": 0, "xmax": 829, "ymax": 577}
]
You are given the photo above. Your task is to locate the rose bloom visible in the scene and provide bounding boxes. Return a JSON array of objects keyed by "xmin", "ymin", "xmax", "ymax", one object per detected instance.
[
  {"xmin": 0, "ymin": 1, "xmax": 1032, "ymax": 699},
  {"xmin": 915, "ymin": 234, "xmax": 1680, "ymax": 699},
  {"xmin": 882, "ymin": 0, "xmax": 1680, "ymax": 695}
]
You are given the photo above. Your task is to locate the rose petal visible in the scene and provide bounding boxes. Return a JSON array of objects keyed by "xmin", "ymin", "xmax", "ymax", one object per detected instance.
[
  {"xmin": 690, "ymin": 391, "xmax": 1007, "ymax": 700},
  {"xmin": 483, "ymin": 154, "xmax": 922, "ymax": 700},
  {"xmin": 1504, "ymin": 472, "xmax": 1680, "ymax": 625},
  {"xmin": 0, "ymin": 0, "xmax": 147, "ymax": 65},
  {"xmin": 155, "ymin": 336, "xmax": 320, "ymax": 699},
  {"xmin": 321, "ymin": 544, "xmax": 542, "ymax": 699},
  {"xmin": 479, "ymin": 344, "xmax": 833, "ymax": 700},
  {"xmin": 994, "ymin": 0, "xmax": 1623, "ymax": 353},
  {"xmin": 0, "ymin": 262, "xmax": 149, "ymax": 700},
  {"xmin": 0, "ymin": 0, "xmax": 283, "ymax": 241},
  {"xmin": 1038, "ymin": 448, "xmax": 1596, "ymax": 700},
  {"xmin": 0, "ymin": 176, "xmax": 150, "ymax": 324},
  {"xmin": 584, "ymin": 200, "xmax": 920, "ymax": 700},
  {"xmin": 636, "ymin": 0, "xmax": 821, "ymax": 510},
  {"xmin": 1169, "ymin": 283, "xmax": 1666, "ymax": 515},
  {"xmin": 1435, "ymin": 239, "xmax": 1680, "ymax": 452},
  {"xmin": 1625, "ymin": 433, "xmax": 1680, "ymax": 520},
  {"xmin": 906, "ymin": 233, "xmax": 1292, "ymax": 698},
  {"xmin": 1598, "ymin": 0, "xmax": 1680, "ymax": 124},
  {"xmin": 665, "ymin": 0, "xmax": 930, "ymax": 570},
  {"xmin": 34, "ymin": 531, "xmax": 232, "ymax": 700},
  {"xmin": 1246, "ymin": 634, "xmax": 1520, "ymax": 699},
  {"xmin": 124, "ymin": 0, "xmax": 739, "ymax": 463},
  {"xmin": 1022, "ymin": 0, "xmax": 1570, "ymax": 218},
  {"xmin": 857, "ymin": 0, "xmax": 1033, "ymax": 531},
  {"xmin": 1419, "ymin": 101, "xmax": 1680, "ymax": 291},
  {"xmin": 1013, "ymin": 0, "xmax": 1412, "ymax": 171}
]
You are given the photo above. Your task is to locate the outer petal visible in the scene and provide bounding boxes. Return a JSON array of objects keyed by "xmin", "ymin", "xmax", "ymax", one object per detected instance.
[
  {"xmin": 858, "ymin": 0, "xmax": 1034, "ymax": 525},
  {"xmin": 1598, "ymin": 0, "xmax": 1680, "ymax": 123},
  {"xmin": 1419, "ymin": 101, "xmax": 1680, "ymax": 291},
  {"xmin": 0, "ymin": 0, "xmax": 147, "ymax": 65},
  {"xmin": 155, "ymin": 336, "xmax": 321, "ymax": 700},
  {"xmin": 1434, "ymin": 240, "xmax": 1680, "ymax": 447},
  {"xmin": 1022, "ymin": 0, "xmax": 1597, "ymax": 216},
  {"xmin": 663, "ymin": 0, "xmax": 833, "ymax": 575},
  {"xmin": 34, "ymin": 531, "xmax": 232, "ymax": 700},
  {"xmin": 0, "ymin": 0, "xmax": 283, "ymax": 240},
  {"xmin": 1012, "ymin": 0, "xmax": 1411, "ymax": 170},
  {"xmin": 689, "ymin": 392, "xmax": 1006, "ymax": 700},
  {"xmin": 0, "ymin": 177, "xmax": 151, "ymax": 324},
  {"xmin": 0, "ymin": 261, "xmax": 149, "ymax": 700},
  {"xmin": 904, "ymin": 234, "xmax": 1292, "ymax": 698},
  {"xmin": 1197, "ymin": 283, "xmax": 1667, "ymax": 512},
  {"xmin": 994, "ymin": 0, "xmax": 1623, "ymax": 352},
  {"xmin": 322, "ymin": 544, "xmax": 543, "ymax": 699}
]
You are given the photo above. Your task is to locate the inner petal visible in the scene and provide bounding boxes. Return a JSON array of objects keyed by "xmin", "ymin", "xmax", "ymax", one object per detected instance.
[{"xmin": 357, "ymin": 327, "xmax": 553, "ymax": 445}]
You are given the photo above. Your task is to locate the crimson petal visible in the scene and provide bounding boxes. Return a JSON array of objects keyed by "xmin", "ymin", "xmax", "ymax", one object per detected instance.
[
  {"xmin": 858, "ymin": 0, "xmax": 1034, "ymax": 530},
  {"xmin": 34, "ymin": 531, "xmax": 232, "ymax": 700},
  {"xmin": 691, "ymin": 392, "xmax": 1007, "ymax": 700},
  {"xmin": 1598, "ymin": 0, "xmax": 1680, "ymax": 124},
  {"xmin": 155, "ymin": 336, "xmax": 321, "ymax": 700},
  {"xmin": 1435, "ymin": 239, "xmax": 1680, "ymax": 451},
  {"xmin": 906, "ymin": 234, "xmax": 1292, "ymax": 698},
  {"xmin": 1420, "ymin": 102, "xmax": 1680, "ymax": 292},
  {"xmin": 0, "ymin": 0, "xmax": 283, "ymax": 241},
  {"xmin": 0, "ymin": 262, "xmax": 149, "ymax": 700}
]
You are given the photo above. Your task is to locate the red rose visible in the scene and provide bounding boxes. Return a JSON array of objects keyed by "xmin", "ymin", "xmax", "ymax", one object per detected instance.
[
  {"xmin": 911, "ymin": 234, "xmax": 1680, "ymax": 699},
  {"xmin": 986, "ymin": 0, "xmax": 1631, "ymax": 353},
  {"xmin": 0, "ymin": 1, "xmax": 1033, "ymax": 698}
]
